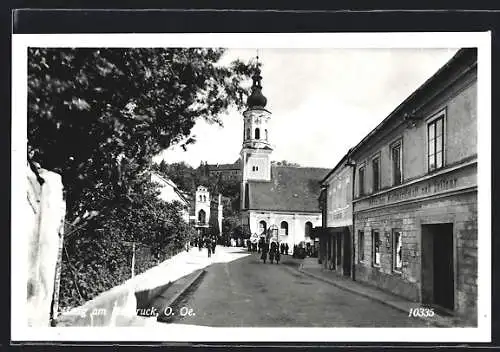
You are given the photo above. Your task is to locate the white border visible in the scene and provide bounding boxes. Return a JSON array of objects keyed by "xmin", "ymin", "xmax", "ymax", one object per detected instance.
[{"xmin": 12, "ymin": 32, "xmax": 491, "ymax": 343}]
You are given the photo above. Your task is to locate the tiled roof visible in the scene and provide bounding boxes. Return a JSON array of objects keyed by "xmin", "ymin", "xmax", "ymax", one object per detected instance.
[{"xmin": 247, "ymin": 165, "xmax": 329, "ymax": 212}]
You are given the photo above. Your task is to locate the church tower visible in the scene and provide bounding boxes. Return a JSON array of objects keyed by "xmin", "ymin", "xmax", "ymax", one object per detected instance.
[{"xmin": 240, "ymin": 59, "xmax": 273, "ymax": 210}]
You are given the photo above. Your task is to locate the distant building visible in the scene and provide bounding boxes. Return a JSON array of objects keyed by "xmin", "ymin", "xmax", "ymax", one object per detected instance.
[
  {"xmin": 239, "ymin": 62, "xmax": 328, "ymax": 248},
  {"xmin": 207, "ymin": 159, "xmax": 242, "ymax": 181},
  {"xmin": 193, "ymin": 186, "xmax": 210, "ymax": 232},
  {"xmin": 150, "ymin": 172, "xmax": 190, "ymax": 223}
]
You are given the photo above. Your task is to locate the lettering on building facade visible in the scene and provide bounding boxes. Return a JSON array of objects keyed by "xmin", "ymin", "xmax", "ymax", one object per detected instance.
[{"xmin": 354, "ymin": 167, "xmax": 474, "ymax": 214}]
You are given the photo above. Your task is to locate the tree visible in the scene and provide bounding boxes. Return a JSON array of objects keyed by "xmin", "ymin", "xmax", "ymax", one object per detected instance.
[
  {"xmin": 272, "ymin": 160, "xmax": 301, "ymax": 167},
  {"xmin": 28, "ymin": 48, "xmax": 254, "ymax": 229},
  {"xmin": 28, "ymin": 48, "xmax": 256, "ymax": 308}
]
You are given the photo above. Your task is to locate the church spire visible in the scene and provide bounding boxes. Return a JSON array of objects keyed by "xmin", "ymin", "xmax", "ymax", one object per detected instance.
[{"xmin": 246, "ymin": 53, "xmax": 267, "ymax": 109}]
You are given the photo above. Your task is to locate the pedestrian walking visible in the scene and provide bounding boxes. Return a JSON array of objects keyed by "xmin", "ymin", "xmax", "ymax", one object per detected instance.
[
  {"xmin": 261, "ymin": 241, "xmax": 269, "ymax": 263},
  {"xmin": 285, "ymin": 243, "xmax": 289, "ymax": 255},
  {"xmin": 211, "ymin": 237, "xmax": 217, "ymax": 255},
  {"xmin": 269, "ymin": 241, "xmax": 279, "ymax": 264},
  {"xmin": 198, "ymin": 237, "xmax": 203, "ymax": 251},
  {"xmin": 204, "ymin": 237, "xmax": 212, "ymax": 258}
]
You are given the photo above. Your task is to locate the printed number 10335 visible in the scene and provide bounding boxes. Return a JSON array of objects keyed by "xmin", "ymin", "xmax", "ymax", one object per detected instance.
[{"xmin": 409, "ymin": 307, "xmax": 435, "ymax": 317}]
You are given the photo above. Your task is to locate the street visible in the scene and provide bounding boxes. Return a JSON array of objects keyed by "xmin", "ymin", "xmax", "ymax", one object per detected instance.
[{"xmin": 167, "ymin": 247, "xmax": 429, "ymax": 327}]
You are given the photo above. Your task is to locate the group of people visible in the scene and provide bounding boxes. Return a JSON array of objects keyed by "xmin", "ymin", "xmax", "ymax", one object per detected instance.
[
  {"xmin": 291, "ymin": 242, "xmax": 316, "ymax": 259},
  {"xmin": 191, "ymin": 236, "xmax": 217, "ymax": 258},
  {"xmin": 279, "ymin": 242, "xmax": 289, "ymax": 255},
  {"xmin": 258, "ymin": 238, "xmax": 282, "ymax": 264},
  {"xmin": 246, "ymin": 239, "xmax": 258, "ymax": 252}
]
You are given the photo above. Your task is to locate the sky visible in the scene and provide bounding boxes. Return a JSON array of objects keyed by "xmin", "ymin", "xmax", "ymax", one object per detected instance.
[{"xmin": 154, "ymin": 47, "xmax": 459, "ymax": 169}]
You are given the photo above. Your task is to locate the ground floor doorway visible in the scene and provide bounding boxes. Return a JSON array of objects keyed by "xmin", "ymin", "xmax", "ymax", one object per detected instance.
[
  {"xmin": 421, "ymin": 223, "xmax": 455, "ymax": 311},
  {"xmin": 323, "ymin": 227, "xmax": 351, "ymax": 276}
]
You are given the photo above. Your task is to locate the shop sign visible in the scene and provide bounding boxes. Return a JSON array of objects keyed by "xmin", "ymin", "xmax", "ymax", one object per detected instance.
[{"xmin": 354, "ymin": 164, "xmax": 476, "ymax": 212}]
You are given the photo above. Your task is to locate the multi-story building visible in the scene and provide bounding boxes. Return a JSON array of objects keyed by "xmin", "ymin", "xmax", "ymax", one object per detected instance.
[
  {"xmin": 192, "ymin": 186, "xmax": 211, "ymax": 235},
  {"xmin": 207, "ymin": 159, "xmax": 242, "ymax": 181},
  {"xmin": 349, "ymin": 48, "xmax": 477, "ymax": 323},
  {"xmin": 318, "ymin": 152, "xmax": 354, "ymax": 276}
]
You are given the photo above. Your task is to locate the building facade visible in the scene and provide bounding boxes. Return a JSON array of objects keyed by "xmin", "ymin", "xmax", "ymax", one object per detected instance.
[
  {"xmin": 240, "ymin": 63, "xmax": 327, "ymax": 248},
  {"xmin": 350, "ymin": 48, "xmax": 477, "ymax": 322},
  {"xmin": 318, "ymin": 153, "xmax": 354, "ymax": 276},
  {"xmin": 207, "ymin": 160, "xmax": 242, "ymax": 181},
  {"xmin": 194, "ymin": 186, "xmax": 210, "ymax": 232},
  {"xmin": 150, "ymin": 171, "xmax": 190, "ymax": 223}
]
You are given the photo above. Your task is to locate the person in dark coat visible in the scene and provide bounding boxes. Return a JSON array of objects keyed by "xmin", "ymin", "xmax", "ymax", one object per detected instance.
[
  {"xmin": 269, "ymin": 241, "xmax": 278, "ymax": 264},
  {"xmin": 211, "ymin": 237, "xmax": 216, "ymax": 255},
  {"xmin": 205, "ymin": 237, "xmax": 212, "ymax": 258},
  {"xmin": 258, "ymin": 237, "xmax": 264, "ymax": 253},
  {"xmin": 260, "ymin": 241, "xmax": 269, "ymax": 263},
  {"xmin": 198, "ymin": 237, "xmax": 203, "ymax": 251},
  {"xmin": 285, "ymin": 243, "xmax": 289, "ymax": 255}
]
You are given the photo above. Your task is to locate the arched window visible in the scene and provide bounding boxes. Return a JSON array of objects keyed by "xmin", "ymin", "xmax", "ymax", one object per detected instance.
[
  {"xmin": 246, "ymin": 128, "xmax": 251, "ymax": 140},
  {"xmin": 198, "ymin": 209, "xmax": 206, "ymax": 224},
  {"xmin": 255, "ymin": 128, "xmax": 260, "ymax": 139},
  {"xmin": 259, "ymin": 221, "xmax": 267, "ymax": 235},
  {"xmin": 280, "ymin": 221, "xmax": 289, "ymax": 236},
  {"xmin": 265, "ymin": 129, "xmax": 268, "ymax": 140},
  {"xmin": 199, "ymin": 195, "xmax": 202, "ymax": 202},
  {"xmin": 305, "ymin": 221, "xmax": 313, "ymax": 238},
  {"xmin": 203, "ymin": 195, "xmax": 206, "ymax": 202}
]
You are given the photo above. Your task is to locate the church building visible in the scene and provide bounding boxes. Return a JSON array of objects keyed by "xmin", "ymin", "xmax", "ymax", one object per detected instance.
[{"xmin": 240, "ymin": 61, "xmax": 329, "ymax": 249}]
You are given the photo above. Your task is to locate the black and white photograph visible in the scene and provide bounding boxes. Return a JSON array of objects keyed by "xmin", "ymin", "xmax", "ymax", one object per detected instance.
[{"xmin": 12, "ymin": 32, "xmax": 491, "ymax": 342}]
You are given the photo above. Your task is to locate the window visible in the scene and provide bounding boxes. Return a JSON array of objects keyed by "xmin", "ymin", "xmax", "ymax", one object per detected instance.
[
  {"xmin": 372, "ymin": 230, "xmax": 380, "ymax": 267},
  {"xmin": 358, "ymin": 166, "xmax": 365, "ymax": 196},
  {"xmin": 305, "ymin": 221, "xmax": 312, "ymax": 238},
  {"xmin": 372, "ymin": 156, "xmax": 380, "ymax": 192},
  {"xmin": 280, "ymin": 221, "xmax": 289, "ymax": 236},
  {"xmin": 198, "ymin": 209, "xmax": 206, "ymax": 224},
  {"xmin": 259, "ymin": 220, "xmax": 267, "ymax": 235},
  {"xmin": 358, "ymin": 231, "xmax": 365, "ymax": 262},
  {"xmin": 252, "ymin": 166, "xmax": 259, "ymax": 172},
  {"xmin": 428, "ymin": 115, "xmax": 444, "ymax": 172},
  {"xmin": 393, "ymin": 230, "xmax": 403, "ymax": 272},
  {"xmin": 265, "ymin": 129, "xmax": 268, "ymax": 140},
  {"xmin": 391, "ymin": 142, "xmax": 402, "ymax": 186},
  {"xmin": 246, "ymin": 128, "xmax": 250, "ymax": 140},
  {"xmin": 255, "ymin": 128, "xmax": 260, "ymax": 139}
]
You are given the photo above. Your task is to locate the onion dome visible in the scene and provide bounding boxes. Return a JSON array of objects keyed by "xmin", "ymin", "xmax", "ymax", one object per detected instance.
[{"xmin": 247, "ymin": 66, "xmax": 267, "ymax": 109}]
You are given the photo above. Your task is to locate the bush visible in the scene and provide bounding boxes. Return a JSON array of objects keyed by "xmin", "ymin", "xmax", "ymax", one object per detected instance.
[{"xmin": 58, "ymin": 181, "xmax": 194, "ymax": 310}]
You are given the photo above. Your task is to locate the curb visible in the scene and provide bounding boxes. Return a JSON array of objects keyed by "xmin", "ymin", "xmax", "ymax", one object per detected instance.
[
  {"xmin": 156, "ymin": 268, "xmax": 206, "ymax": 322},
  {"xmin": 297, "ymin": 264, "xmax": 454, "ymax": 328}
]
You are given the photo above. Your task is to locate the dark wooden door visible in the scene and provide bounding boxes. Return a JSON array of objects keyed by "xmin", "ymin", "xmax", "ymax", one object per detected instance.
[{"xmin": 433, "ymin": 224, "xmax": 454, "ymax": 310}]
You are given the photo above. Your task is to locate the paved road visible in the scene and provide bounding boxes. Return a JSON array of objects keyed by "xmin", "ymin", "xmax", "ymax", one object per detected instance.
[{"xmin": 167, "ymin": 247, "xmax": 428, "ymax": 327}]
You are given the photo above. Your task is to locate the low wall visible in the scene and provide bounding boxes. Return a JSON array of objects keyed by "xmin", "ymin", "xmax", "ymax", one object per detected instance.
[
  {"xmin": 56, "ymin": 251, "xmax": 187, "ymax": 327},
  {"xmin": 27, "ymin": 162, "xmax": 66, "ymax": 327}
]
